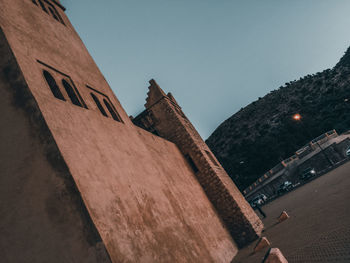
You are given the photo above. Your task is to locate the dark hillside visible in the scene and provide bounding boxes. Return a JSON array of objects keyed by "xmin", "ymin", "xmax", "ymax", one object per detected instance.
[{"xmin": 206, "ymin": 47, "xmax": 350, "ymax": 191}]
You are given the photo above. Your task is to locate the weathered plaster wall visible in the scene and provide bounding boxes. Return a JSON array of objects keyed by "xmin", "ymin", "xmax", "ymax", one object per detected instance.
[
  {"xmin": 0, "ymin": 0, "xmax": 238, "ymax": 262},
  {"xmin": 133, "ymin": 82, "xmax": 263, "ymax": 248},
  {"xmin": 46, "ymin": 107, "xmax": 238, "ymax": 262},
  {"xmin": 0, "ymin": 27, "xmax": 111, "ymax": 263}
]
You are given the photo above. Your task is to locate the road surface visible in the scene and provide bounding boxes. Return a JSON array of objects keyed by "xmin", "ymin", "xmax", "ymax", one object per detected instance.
[{"xmin": 233, "ymin": 161, "xmax": 350, "ymax": 263}]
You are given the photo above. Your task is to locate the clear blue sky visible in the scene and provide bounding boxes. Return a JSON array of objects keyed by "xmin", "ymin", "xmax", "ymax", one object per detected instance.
[{"xmin": 61, "ymin": 0, "xmax": 350, "ymax": 139}]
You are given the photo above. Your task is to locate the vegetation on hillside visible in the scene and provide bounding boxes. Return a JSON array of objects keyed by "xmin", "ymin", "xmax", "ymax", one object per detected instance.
[{"xmin": 206, "ymin": 47, "xmax": 350, "ymax": 191}]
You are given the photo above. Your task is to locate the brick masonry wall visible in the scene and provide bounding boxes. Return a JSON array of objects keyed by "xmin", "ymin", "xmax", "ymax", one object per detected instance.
[{"xmin": 134, "ymin": 80, "xmax": 263, "ymax": 248}]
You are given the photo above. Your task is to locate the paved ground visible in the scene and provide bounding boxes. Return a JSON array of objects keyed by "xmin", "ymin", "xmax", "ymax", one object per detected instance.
[{"xmin": 232, "ymin": 161, "xmax": 350, "ymax": 263}]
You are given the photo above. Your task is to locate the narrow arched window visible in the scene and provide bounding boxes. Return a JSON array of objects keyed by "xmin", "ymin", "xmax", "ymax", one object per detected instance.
[
  {"xmin": 62, "ymin": 79, "xmax": 83, "ymax": 107},
  {"xmin": 37, "ymin": 0, "xmax": 48, "ymax": 13},
  {"xmin": 91, "ymin": 93, "xmax": 107, "ymax": 117},
  {"xmin": 48, "ymin": 6, "xmax": 59, "ymax": 21},
  {"xmin": 43, "ymin": 70, "xmax": 65, "ymax": 101},
  {"xmin": 103, "ymin": 99, "xmax": 120, "ymax": 121},
  {"xmin": 52, "ymin": 5, "xmax": 65, "ymax": 25}
]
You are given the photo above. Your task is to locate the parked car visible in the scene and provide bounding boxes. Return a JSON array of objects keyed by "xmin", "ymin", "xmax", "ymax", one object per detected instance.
[
  {"xmin": 258, "ymin": 193, "xmax": 268, "ymax": 202},
  {"xmin": 276, "ymin": 181, "xmax": 293, "ymax": 195},
  {"xmin": 250, "ymin": 194, "xmax": 268, "ymax": 207},
  {"xmin": 346, "ymin": 147, "xmax": 350, "ymax": 156},
  {"xmin": 250, "ymin": 198, "xmax": 261, "ymax": 208},
  {"xmin": 250, "ymin": 200, "xmax": 260, "ymax": 208},
  {"xmin": 300, "ymin": 167, "xmax": 317, "ymax": 181}
]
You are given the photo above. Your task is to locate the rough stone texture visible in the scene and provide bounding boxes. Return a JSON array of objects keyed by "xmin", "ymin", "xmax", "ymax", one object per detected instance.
[
  {"xmin": 0, "ymin": 0, "xmax": 238, "ymax": 262},
  {"xmin": 278, "ymin": 211, "xmax": 290, "ymax": 223},
  {"xmin": 133, "ymin": 80, "xmax": 264, "ymax": 248},
  {"xmin": 254, "ymin": 237, "xmax": 271, "ymax": 253},
  {"xmin": 263, "ymin": 248, "xmax": 288, "ymax": 263}
]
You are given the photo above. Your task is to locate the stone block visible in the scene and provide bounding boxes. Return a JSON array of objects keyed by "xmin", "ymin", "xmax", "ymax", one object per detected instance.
[
  {"xmin": 262, "ymin": 248, "xmax": 288, "ymax": 263},
  {"xmin": 254, "ymin": 237, "xmax": 271, "ymax": 252},
  {"xmin": 278, "ymin": 211, "xmax": 290, "ymax": 222}
]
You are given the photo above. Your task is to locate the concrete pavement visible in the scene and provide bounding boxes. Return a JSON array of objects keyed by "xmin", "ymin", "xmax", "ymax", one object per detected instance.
[{"xmin": 232, "ymin": 161, "xmax": 350, "ymax": 263}]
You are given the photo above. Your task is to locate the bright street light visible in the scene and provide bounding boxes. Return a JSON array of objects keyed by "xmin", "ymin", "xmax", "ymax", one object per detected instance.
[{"xmin": 293, "ymin": 113, "xmax": 301, "ymax": 121}]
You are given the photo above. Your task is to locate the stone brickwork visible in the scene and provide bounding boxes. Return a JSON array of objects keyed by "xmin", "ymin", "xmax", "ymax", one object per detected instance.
[{"xmin": 133, "ymin": 80, "xmax": 263, "ymax": 248}]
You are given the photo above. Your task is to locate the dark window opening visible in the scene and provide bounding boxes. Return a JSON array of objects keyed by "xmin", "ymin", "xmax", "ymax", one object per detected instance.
[
  {"xmin": 74, "ymin": 86, "xmax": 87, "ymax": 109},
  {"xmin": 185, "ymin": 154, "xmax": 199, "ymax": 173},
  {"xmin": 38, "ymin": 0, "xmax": 48, "ymax": 13},
  {"xmin": 91, "ymin": 93, "xmax": 107, "ymax": 117},
  {"xmin": 33, "ymin": 0, "xmax": 65, "ymax": 25},
  {"xmin": 62, "ymin": 79, "xmax": 83, "ymax": 107},
  {"xmin": 205, "ymin": 150, "xmax": 220, "ymax": 167},
  {"xmin": 43, "ymin": 70, "xmax": 65, "ymax": 101},
  {"xmin": 103, "ymin": 99, "xmax": 120, "ymax": 122},
  {"xmin": 48, "ymin": 6, "xmax": 59, "ymax": 21},
  {"xmin": 51, "ymin": 5, "xmax": 65, "ymax": 24}
]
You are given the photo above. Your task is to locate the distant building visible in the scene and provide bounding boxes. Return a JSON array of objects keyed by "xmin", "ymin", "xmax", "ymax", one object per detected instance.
[{"xmin": 244, "ymin": 130, "xmax": 350, "ymax": 200}]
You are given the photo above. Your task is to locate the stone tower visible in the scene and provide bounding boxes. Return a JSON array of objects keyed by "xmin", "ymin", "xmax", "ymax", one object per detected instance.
[
  {"xmin": 0, "ymin": 0, "xmax": 262, "ymax": 262},
  {"xmin": 133, "ymin": 80, "xmax": 263, "ymax": 248}
]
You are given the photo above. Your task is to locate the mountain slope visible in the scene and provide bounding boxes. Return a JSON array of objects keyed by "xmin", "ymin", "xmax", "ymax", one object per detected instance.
[{"xmin": 206, "ymin": 47, "xmax": 350, "ymax": 191}]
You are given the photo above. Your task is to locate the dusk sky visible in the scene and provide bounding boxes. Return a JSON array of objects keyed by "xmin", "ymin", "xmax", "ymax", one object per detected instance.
[{"xmin": 60, "ymin": 0, "xmax": 350, "ymax": 138}]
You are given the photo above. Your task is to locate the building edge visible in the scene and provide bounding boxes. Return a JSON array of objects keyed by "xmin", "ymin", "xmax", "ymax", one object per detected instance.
[
  {"xmin": 133, "ymin": 79, "xmax": 264, "ymax": 248},
  {"xmin": 0, "ymin": 26, "xmax": 112, "ymax": 262}
]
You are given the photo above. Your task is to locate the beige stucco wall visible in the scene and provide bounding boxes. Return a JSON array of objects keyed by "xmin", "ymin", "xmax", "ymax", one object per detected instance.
[
  {"xmin": 0, "ymin": 28, "xmax": 111, "ymax": 263},
  {"xmin": 0, "ymin": 0, "xmax": 238, "ymax": 262}
]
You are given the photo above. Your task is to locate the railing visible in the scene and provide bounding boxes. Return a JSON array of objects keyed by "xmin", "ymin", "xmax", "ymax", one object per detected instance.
[{"xmin": 244, "ymin": 130, "xmax": 339, "ymax": 196}]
